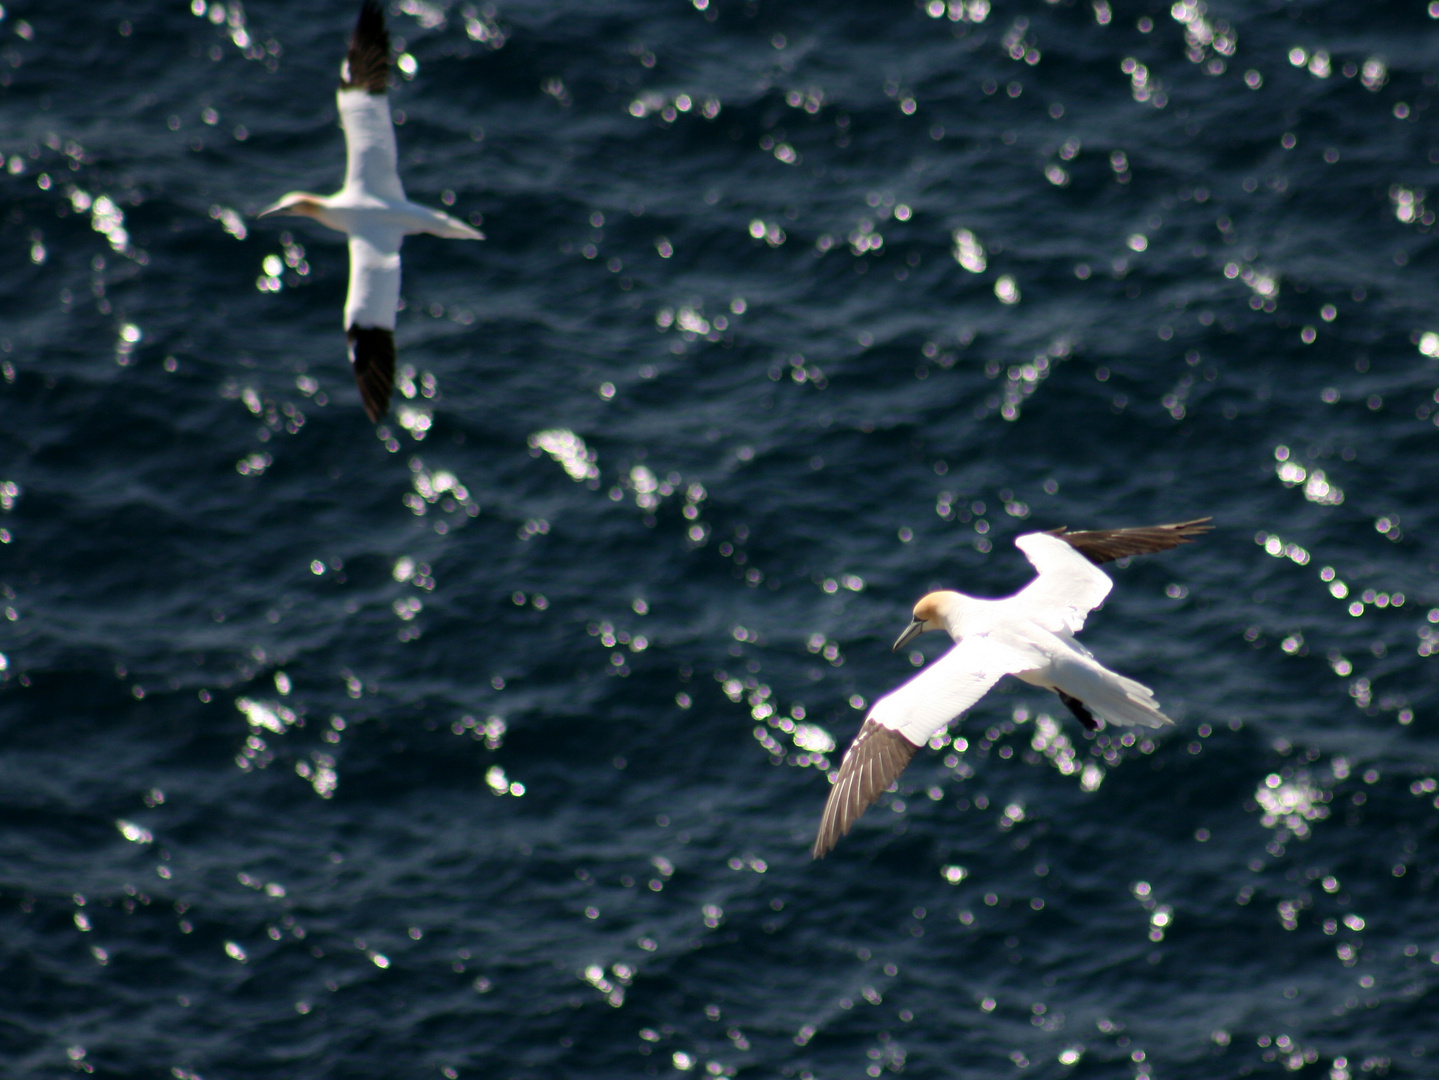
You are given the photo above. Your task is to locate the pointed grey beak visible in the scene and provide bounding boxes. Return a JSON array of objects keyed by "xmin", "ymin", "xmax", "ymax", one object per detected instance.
[
  {"xmin": 892, "ymin": 618, "xmax": 925, "ymax": 653},
  {"xmin": 257, "ymin": 202, "xmax": 286, "ymax": 219}
]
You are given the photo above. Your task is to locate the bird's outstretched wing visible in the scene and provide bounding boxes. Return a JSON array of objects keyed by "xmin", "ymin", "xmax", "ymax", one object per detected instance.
[
  {"xmin": 343, "ymin": 232, "xmax": 401, "ymax": 329},
  {"xmin": 1013, "ymin": 519, "xmax": 1212, "ymax": 635},
  {"xmin": 1046, "ymin": 518, "xmax": 1212, "ymax": 564},
  {"xmin": 344, "ymin": 231, "xmax": 402, "ymax": 421},
  {"xmin": 341, "ymin": 1, "xmax": 388, "ymax": 93},
  {"xmin": 1011, "ymin": 532, "xmax": 1115, "ymax": 636},
  {"xmin": 813, "ymin": 636, "xmax": 1040, "ymax": 858},
  {"xmin": 337, "ymin": 2, "xmax": 404, "ymax": 202},
  {"xmin": 347, "ymin": 326, "xmax": 395, "ymax": 423}
]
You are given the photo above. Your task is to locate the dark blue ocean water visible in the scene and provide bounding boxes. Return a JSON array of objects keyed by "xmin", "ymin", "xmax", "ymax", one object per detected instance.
[{"xmin": 3, "ymin": 1, "xmax": 1438, "ymax": 1076}]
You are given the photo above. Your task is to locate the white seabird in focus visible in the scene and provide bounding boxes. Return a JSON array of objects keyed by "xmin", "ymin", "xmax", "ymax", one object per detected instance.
[
  {"xmin": 258, "ymin": 1, "xmax": 484, "ymax": 422},
  {"xmin": 813, "ymin": 518, "xmax": 1211, "ymax": 858}
]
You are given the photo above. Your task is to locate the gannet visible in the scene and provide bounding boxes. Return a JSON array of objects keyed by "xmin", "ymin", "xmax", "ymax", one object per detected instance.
[
  {"xmin": 812, "ymin": 518, "xmax": 1211, "ymax": 858},
  {"xmin": 258, "ymin": 1, "xmax": 484, "ymax": 422}
]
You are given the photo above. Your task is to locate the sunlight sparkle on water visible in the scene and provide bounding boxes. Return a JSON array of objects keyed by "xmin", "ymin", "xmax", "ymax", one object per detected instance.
[
  {"xmin": 925, "ymin": 0, "xmax": 989, "ymax": 21},
  {"xmin": 115, "ymin": 324, "xmax": 142, "ymax": 366},
  {"xmin": 952, "ymin": 229, "xmax": 986, "ymax": 273},
  {"xmin": 1170, "ymin": 1, "xmax": 1236, "ymax": 67},
  {"xmin": 1030, "ymin": 714, "xmax": 1083, "ymax": 777},
  {"xmin": 486, "ymin": 765, "xmax": 525, "ymax": 797},
  {"xmin": 1121, "ymin": 57, "xmax": 1164, "ymax": 106},
  {"xmin": 192, "ymin": 0, "xmax": 269, "ymax": 59},
  {"xmin": 531, "ymin": 429, "xmax": 600, "ymax": 482},
  {"xmin": 116, "ymin": 820, "xmax": 153, "ymax": 844},
  {"xmin": 1255, "ymin": 531, "xmax": 1310, "ymax": 566},
  {"xmin": 295, "ymin": 754, "xmax": 337, "ymax": 798},
  {"xmin": 235, "ymin": 452, "xmax": 272, "ymax": 477},
  {"xmin": 209, "ymin": 204, "xmax": 247, "ymax": 240},
  {"xmin": 1255, "ymin": 772, "xmax": 1330, "ymax": 839},
  {"xmin": 395, "ymin": 405, "xmax": 432, "ymax": 440},
  {"xmin": 237, "ymin": 696, "xmax": 294, "ymax": 734},
  {"xmin": 1390, "ymin": 186, "xmax": 1430, "ymax": 226},
  {"xmin": 792, "ymin": 723, "xmax": 834, "ymax": 753},
  {"xmin": 404, "ymin": 459, "xmax": 479, "ymax": 519},
  {"xmin": 89, "ymin": 194, "xmax": 134, "ymax": 256},
  {"xmin": 1272, "ymin": 446, "xmax": 1343, "ymax": 505}
]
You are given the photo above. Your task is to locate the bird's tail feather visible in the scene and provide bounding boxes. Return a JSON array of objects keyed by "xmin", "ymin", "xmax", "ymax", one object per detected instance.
[
  {"xmin": 427, "ymin": 216, "xmax": 485, "ymax": 240},
  {"xmin": 1049, "ymin": 653, "xmax": 1172, "ymax": 729},
  {"xmin": 408, "ymin": 204, "xmax": 485, "ymax": 240}
]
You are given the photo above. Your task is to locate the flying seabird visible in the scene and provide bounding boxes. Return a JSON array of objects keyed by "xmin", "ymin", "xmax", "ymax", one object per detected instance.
[
  {"xmin": 812, "ymin": 518, "xmax": 1211, "ymax": 859},
  {"xmin": 258, "ymin": 1, "xmax": 484, "ymax": 422}
]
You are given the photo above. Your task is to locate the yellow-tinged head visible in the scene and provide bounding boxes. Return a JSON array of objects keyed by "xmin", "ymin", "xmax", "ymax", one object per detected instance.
[
  {"xmin": 257, "ymin": 192, "xmax": 327, "ymax": 219},
  {"xmin": 892, "ymin": 590, "xmax": 958, "ymax": 652}
]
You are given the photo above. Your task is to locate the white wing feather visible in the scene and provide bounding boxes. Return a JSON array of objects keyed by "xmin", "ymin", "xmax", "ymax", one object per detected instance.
[
  {"xmin": 338, "ymin": 88, "xmax": 404, "ymax": 202},
  {"xmin": 813, "ymin": 634, "xmax": 1043, "ymax": 856},
  {"xmin": 344, "ymin": 231, "xmax": 403, "ymax": 331},
  {"xmin": 1010, "ymin": 532, "xmax": 1113, "ymax": 636},
  {"xmin": 871, "ymin": 634, "xmax": 1044, "ymax": 745}
]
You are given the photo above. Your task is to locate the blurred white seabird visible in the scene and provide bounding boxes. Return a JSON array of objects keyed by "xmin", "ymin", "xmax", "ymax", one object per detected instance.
[
  {"xmin": 813, "ymin": 518, "xmax": 1212, "ymax": 858},
  {"xmin": 258, "ymin": 1, "xmax": 483, "ymax": 422}
]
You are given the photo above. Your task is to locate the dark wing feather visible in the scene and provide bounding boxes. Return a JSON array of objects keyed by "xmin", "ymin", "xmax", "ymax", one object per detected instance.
[
  {"xmin": 1046, "ymin": 518, "xmax": 1212, "ymax": 565},
  {"xmin": 812, "ymin": 720, "xmax": 919, "ymax": 859},
  {"xmin": 341, "ymin": 1, "xmax": 389, "ymax": 95},
  {"xmin": 347, "ymin": 325, "xmax": 395, "ymax": 422}
]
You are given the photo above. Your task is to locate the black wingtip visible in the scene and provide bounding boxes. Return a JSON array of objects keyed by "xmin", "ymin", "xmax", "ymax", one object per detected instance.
[
  {"xmin": 342, "ymin": 1, "xmax": 390, "ymax": 95},
  {"xmin": 346, "ymin": 325, "xmax": 395, "ymax": 423},
  {"xmin": 355, "ymin": 1, "xmax": 386, "ymax": 43},
  {"xmin": 1048, "ymin": 518, "xmax": 1213, "ymax": 565}
]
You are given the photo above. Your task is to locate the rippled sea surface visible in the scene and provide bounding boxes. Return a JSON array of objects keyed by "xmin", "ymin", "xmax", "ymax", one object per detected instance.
[{"xmin": 3, "ymin": 1, "xmax": 1439, "ymax": 1077}]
